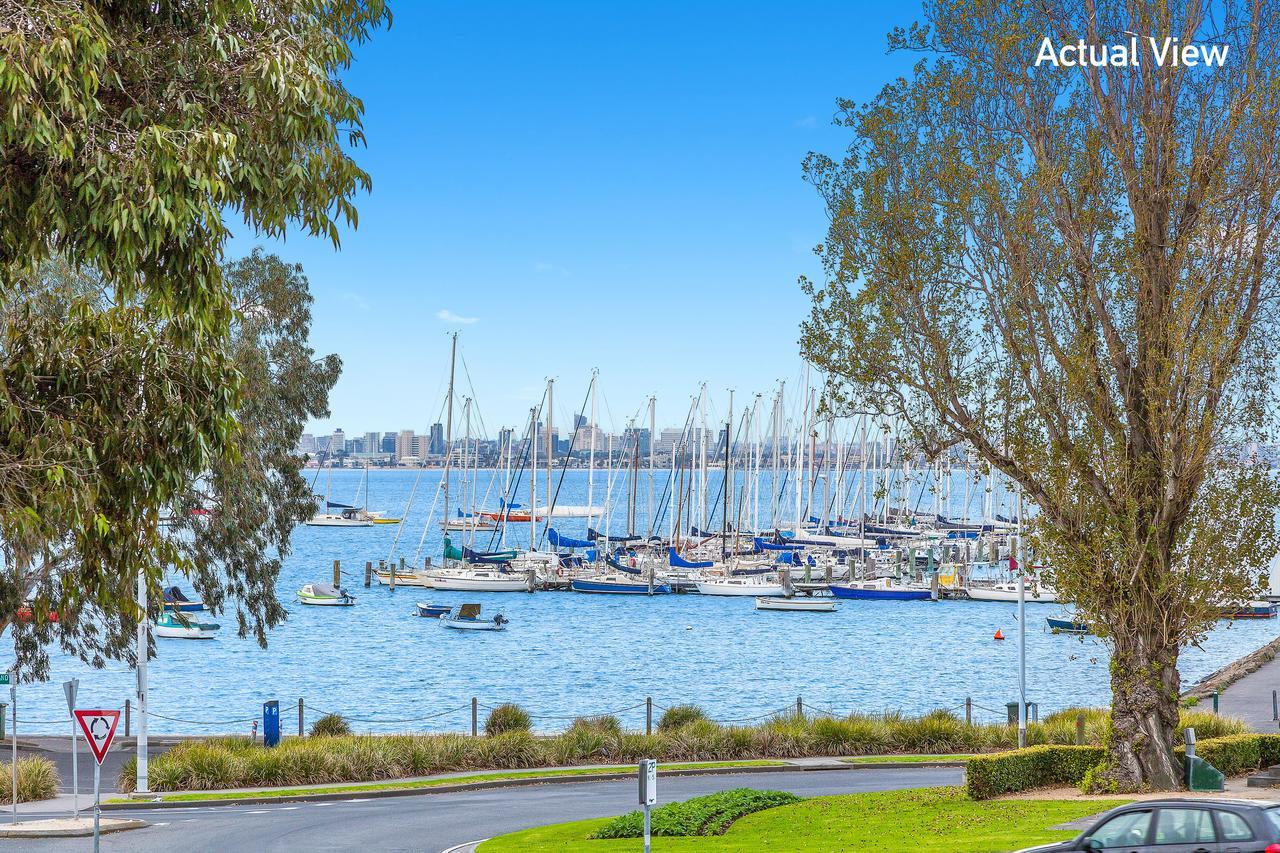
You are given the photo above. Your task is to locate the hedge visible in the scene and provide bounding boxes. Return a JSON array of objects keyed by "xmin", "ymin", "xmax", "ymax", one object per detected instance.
[
  {"xmin": 967, "ymin": 733, "xmax": 1280, "ymax": 800},
  {"xmin": 966, "ymin": 745, "xmax": 1105, "ymax": 799},
  {"xmin": 593, "ymin": 788, "xmax": 801, "ymax": 838},
  {"xmin": 1174, "ymin": 733, "xmax": 1280, "ymax": 778}
]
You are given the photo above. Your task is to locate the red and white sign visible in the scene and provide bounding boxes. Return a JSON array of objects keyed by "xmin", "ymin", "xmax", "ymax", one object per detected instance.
[{"xmin": 73, "ymin": 709, "xmax": 120, "ymax": 765}]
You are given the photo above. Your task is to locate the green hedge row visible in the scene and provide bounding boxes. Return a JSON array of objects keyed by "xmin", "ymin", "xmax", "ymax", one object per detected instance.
[
  {"xmin": 965, "ymin": 745, "xmax": 1104, "ymax": 799},
  {"xmin": 967, "ymin": 733, "xmax": 1280, "ymax": 800},
  {"xmin": 593, "ymin": 788, "xmax": 802, "ymax": 838},
  {"xmin": 1174, "ymin": 733, "xmax": 1280, "ymax": 778}
]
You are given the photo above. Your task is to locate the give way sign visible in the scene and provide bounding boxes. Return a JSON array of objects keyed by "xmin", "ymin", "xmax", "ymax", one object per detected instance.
[{"xmin": 73, "ymin": 709, "xmax": 121, "ymax": 766}]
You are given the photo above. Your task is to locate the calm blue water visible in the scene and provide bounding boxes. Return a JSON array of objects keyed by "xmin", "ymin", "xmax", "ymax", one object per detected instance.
[{"xmin": 3, "ymin": 469, "xmax": 1275, "ymax": 733}]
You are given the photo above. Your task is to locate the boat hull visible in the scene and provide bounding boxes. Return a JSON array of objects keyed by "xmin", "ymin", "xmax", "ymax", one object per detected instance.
[
  {"xmin": 1046, "ymin": 617, "xmax": 1090, "ymax": 634},
  {"xmin": 695, "ymin": 581, "xmax": 787, "ymax": 596},
  {"xmin": 571, "ymin": 579, "xmax": 671, "ymax": 594},
  {"xmin": 966, "ymin": 587, "xmax": 1057, "ymax": 603},
  {"xmin": 829, "ymin": 585, "xmax": 931, "ymax": 601},
  {"xmin": 440, "ymin": 618, "xmax": 506, "ymax": 631},
  {"xmin": 755, "ymin": 597, "xmax": 836, "ymax": 612},
  {"xmin": 427, "ymin": 575, "xmax": 528, "ymax": 592},
  {"xmin": 297, "ymin": 594, "xmax": 355, "ymax": 606},
  {"xmin": 416, "ymin": 603, "xmax": 452, "ymax": 618},
  {"xmin": 162, "ymin": 601, "xmax": 205, "ymax": 613}
]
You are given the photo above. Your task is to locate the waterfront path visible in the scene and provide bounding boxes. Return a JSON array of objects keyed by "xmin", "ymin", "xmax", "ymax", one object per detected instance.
[
  {"xmin": 1215, "ymin": 653, "xmax": 1280, "ymax": 732},
  {"xmin": 3, "ymin": 766, "xmax": 962, "ymax": 852}
]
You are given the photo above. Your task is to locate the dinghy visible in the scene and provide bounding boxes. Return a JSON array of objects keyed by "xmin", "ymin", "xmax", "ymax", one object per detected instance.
[
  {"xmin": 754, "ymin": 597, "xmax": 836, "ymax": 612},
  {"xmin": 415, "ymin": 602, "xmax": 452, "ymax": 618},
  {"xmin": 297, "ymin": 582, "xmax": 356, "ymax": 606},
  {"xmin": 440, "ymin": 603, "xmax": 508, "ymax": 631},
  {"xmin": 154, "ymin": 612, "xmax": 220, "ymax": 639},
  {"xmin": 1046, "ymin": 616, "xmax": 1090, "ymax": 635}
]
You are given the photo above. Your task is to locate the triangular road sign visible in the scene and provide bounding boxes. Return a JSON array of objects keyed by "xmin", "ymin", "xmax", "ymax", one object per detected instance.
[{"xmin": 73, "ymin": 709, "xmax": 120, "ymax": 765}]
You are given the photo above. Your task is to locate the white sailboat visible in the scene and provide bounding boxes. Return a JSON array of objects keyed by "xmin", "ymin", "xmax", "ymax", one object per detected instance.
[
  {"xmin": 966, "ymin": 581, "xmax": 1057, "ymax": 603},
  {"xmin": 425, "ymin": 567, "xmax": 529, "ymax": 592}
]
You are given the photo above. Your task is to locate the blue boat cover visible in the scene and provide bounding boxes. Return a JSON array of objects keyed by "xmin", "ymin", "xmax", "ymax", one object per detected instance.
[
  {"xmin": 326, "ymin": 501, "xmax": 353, "ymax": 509},
  {"xmin": 549, "ymin": 528, "xmax": 593, "ymax": 549},
  {"xmin": 754, "ymin": 537, "xmax": 803, "ymax": 551},
  {"xmin": 587, "ymin": 527, "xmax": 642, "ymax": 543},
  {"xmin": 607, "ymin": 555, "xmax": 642, "ymax": 575},
  {"xmin": 669, "ymin": 547, "xmax": 714, "ymax": 569}
]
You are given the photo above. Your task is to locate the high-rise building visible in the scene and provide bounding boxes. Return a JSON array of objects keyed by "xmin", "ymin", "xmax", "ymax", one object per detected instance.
[
  {"xmin": 381, "ymin": 433, "xmax": 396, "ymax": 454},
  {"xmin": 428, "ymin": 422, "xmax": 445, "ymax": 456},
  {"xmin": 329, "ymin": 429, "xmax": 346, "ymax": 455},
  {"xmin": 298, "ymin": 433, "xmax": 316, "ymax": 454},
  {"xmin": 395, "ymin": 429, "xmax": 415, "ymax": 462},
  {"xmin": 363, "ymin": 432, "xmax": 380, "ymax": 456}
]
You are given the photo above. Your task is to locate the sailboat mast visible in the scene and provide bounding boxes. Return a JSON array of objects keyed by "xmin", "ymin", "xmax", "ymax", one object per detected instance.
[
  {"xmin": 588, "ymin": 370, "xmax": 597, "ymax": 521},
  {"xmin": 648, "ymin": 395, "xmax": 656, "ymax": 537},
  {"xmin": 545, "ymin": 378, "xmax": 553, "ymax": 541},
  {"xmin": 721, "ymin": 389, "xmax": 732, "ymax": 554},
  {"xmin": 529, "ymin": 406, "xmax": 537, "ymax": 551},
  {"xmin": 443, "ymin": 332, "xmax": 457, "ymax": 555}
]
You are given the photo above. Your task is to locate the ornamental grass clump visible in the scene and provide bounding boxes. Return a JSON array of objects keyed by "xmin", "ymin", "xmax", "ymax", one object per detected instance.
[
  {"xmin": 658, "ymin": 704, "xmax": 707, "ymax": 732},
  {"xmin": 309, "ymin": 713, "xmax": 351, "ymax": 737},
  {"xmin": 0, "ymin": 757, "xmax": 58, "ymax": 803},
  {"xmin": 484, "ymin": 703, "xmax": 532, "ymax": 736}
]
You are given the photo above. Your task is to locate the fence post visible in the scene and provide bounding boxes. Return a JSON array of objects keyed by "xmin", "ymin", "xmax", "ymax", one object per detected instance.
[
  {"xmin": 124, "ymin": 698, "xmax": 131, "ymax": 738},
  {"xmin": 298, "ymin": 698, "xmax": 305, "ymax": 736},
  {"xmin": 332, "ymin": 559, "xmax": 340, "ymax": 588},
  {"xmin": 1272, "ymin": 689, "xmax": 1277, "ymax": 722},
  {"xmin": 646, "ymin": 697, "xmax": 653, "ymax": 736},
  {"xmin": 471, "ymin": 697, "xmax": 478, "ymax": 736},
  {"xmin": 1075, "ymin": 712, "xmax": 1084, "ymax": 746},
  {"xmin": 364, "ymin": 561, "xmax": 372, "ymax": 588},
  {"xmin": 1212, "ymin": 690, "xmax": 1220, "ymax": 714},
  {"xmin": 796, "ymin": 696, "xmax": 803, "ymax": 717},
  {"xmin": 964, "ymin": 697, "xmax": 972, "ymax": 726}
]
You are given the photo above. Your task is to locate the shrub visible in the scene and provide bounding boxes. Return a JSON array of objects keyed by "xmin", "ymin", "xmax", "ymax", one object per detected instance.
[
  {"xmin": 1177, "ymin": 710, "xmax": 1248, "ymax": 741},
  {"xmin": 0, "ymin": 757, "xmax": 58, "ymax": 803},
  {"xmin": 569, "ymin": 715, "xmax": 621, "ymax": 736},
  {"xmin": 593, "ymin": 788, "xmax": 801, "ymax": 838},
  {"xmin": 484, "ymin": 703, "xmax": 532, "ymax": 736},
  {"xmin": 965, "ymin": 745, "xmax": 1104, "ymax": 799},
  {"xmin": 658, "ymin": 704, "xmax": 707, "ymax": 732},
  {"xmin": 309, "ymin": 713, "xmax": 351, "ymax": 737}
]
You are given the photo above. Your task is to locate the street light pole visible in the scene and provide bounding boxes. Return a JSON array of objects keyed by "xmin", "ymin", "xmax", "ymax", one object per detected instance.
[
  {"xmin": 1017, "ymin": 489, "xmax": 1027, "ymax": 748},
  {"xmin": 135, "ymin": 568, "xmax": 149, "ymax": 794}
]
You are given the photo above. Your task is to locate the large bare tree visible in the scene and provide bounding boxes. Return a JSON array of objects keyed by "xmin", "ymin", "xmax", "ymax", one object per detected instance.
[{"xmin": 802, "ymin": 0, "xmax": 1280, "ymax": 790}]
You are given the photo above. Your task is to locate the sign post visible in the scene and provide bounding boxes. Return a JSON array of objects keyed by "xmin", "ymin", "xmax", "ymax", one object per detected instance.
[
  {"xmin": 63, "ymin": 679, "xmax": 79, "ymax": 817},
  {"xmin": 638, "ymin": 759, "xmax": 657, "ymax": 853},
  {"xmin": 7, "ymin": 669, "xmax": 14, "ymax": 826},
  {"xmin": 74, "ymin": 709, "xmax": 121, "ymax": 853}
]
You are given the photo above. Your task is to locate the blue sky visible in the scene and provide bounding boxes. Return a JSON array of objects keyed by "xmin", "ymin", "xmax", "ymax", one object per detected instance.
[{"xmin": 226, "ymin": 1, "xmax": 924, "ymax": 436}]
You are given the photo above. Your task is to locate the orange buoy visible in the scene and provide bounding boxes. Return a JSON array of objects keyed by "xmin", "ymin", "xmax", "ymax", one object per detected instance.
[{"xmin": 994, "ymin": 629, "xmax": 1005, "ymax": 640}]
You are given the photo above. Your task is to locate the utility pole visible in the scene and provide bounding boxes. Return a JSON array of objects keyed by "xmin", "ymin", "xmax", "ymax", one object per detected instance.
[
  {"xmin": 135, "ymin": 569, "xmax": 149, "ymax": 794},
  {"xmin": 1017, "ymin": 488, "xmax": 1027, "ymax": 748}
]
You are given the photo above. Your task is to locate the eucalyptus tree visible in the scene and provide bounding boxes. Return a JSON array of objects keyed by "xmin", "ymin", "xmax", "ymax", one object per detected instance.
[
  {"xmin": 0, "ymin": 2, "xmax": 381, "ymax": 672},
  {"xmin": 802, "ymin": 0, "xmax": 1280, "ymax": 790},
  {"xmin": 1, "ymin": 251, "xmax": 339, "ymax": 677}
]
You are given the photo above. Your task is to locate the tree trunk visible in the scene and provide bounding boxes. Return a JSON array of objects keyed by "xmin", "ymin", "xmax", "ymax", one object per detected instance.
[{"xmin": 1102, "ymin": 633, "xmax": 1182, "ymax": 791}]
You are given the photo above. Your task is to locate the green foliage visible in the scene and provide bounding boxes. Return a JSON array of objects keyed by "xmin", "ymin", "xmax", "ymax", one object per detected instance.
[
  {"xmin": 0, "ymin": 757, "xmax": 59, "ymax": 803},
  {"xmin": 593, "ymin": 788, "xmax": 801, "ymax": 839},
  {"xmin": 309, "ymin": 713, "xmax": 352, "ymax": 738},
  {"xmin": 966, "ymin": 746, "xmax": 1105, "ymax": 800},
  {"xmin": 658, "ymin": 704, "xmax": 707, "ymax": 732},
  {"xmin": 1173, "ymin": 733, "xmax": 1280, "ymax": 778},
  {"xmin": 484, "ymin": 704, "xmax": 532, "ymax": 737}
]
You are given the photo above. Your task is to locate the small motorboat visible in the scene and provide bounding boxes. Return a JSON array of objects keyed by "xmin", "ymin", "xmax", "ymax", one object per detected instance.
[
  {"xmin": 154, "ymin": 612, "xmax": 220, "ymax": 639},
  {"xmin": 440, "ymin": 603, "xmax": 508, "ymax": 631},
  {"xmin": 1046, "ymin": 616, "xmax": 1090, "ymax": 635},
  {"xmin": 755, "ymin": 596, "xmax": 837, "ymax": 612},
  {"xmin": 297, "ymin": 582, "xmax": 356, "ymax": 606},
  {"xmin": 1220, "ymin": 600, "xmax": 1278, "ymax": 619},
  {"xmin": 162, "ymin": 585, "xmax": 205, "ymax": 612},
  {"xmin": 416, "ymin": 602, "xmax": 452, "ymax": 618}
]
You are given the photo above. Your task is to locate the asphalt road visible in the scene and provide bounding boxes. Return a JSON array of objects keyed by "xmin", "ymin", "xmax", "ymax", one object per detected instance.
[{"xmin": 8, "ymin": 766, "xmax": 962, "ymax": 852}]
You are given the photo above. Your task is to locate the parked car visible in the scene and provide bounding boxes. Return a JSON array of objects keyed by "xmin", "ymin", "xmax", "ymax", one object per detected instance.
[{"xmin": 1016, "ymin": 798, "xmax": 1280, "ymax": 853}]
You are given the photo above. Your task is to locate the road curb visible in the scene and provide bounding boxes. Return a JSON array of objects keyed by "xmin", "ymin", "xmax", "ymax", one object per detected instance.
[
  {"xmin": 100, "ymin": 760, "xmax": 906, "ymax": 810},
  {"xmin": 440, "ymin": 840, "xmax": 488, "ymax": 853},
  {"xmin": 0, "ymin": 818, "xmax": 149, "ymax": 838}
]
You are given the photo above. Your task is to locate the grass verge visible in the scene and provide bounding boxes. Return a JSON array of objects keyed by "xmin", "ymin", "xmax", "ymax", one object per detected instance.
[
  {"xmin": 105, "ymin": 760, "xmax": 786, "ymax": 803},
  {"xmin": 477, "ymin": 787, "xmax": 1122, "ymax": 853}
]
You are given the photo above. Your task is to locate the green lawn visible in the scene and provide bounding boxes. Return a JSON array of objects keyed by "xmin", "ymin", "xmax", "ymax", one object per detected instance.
[
  {"xmin": 478, "ymin": 787, "xmax": 1119, "ymax": 853},
  {"xmin": 105, "ymin": 760, "xmax": 786, "ymax": 804},
  {"xmin": 842, "ymin": 754, "xmax": 974, "ymax": 765}
]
